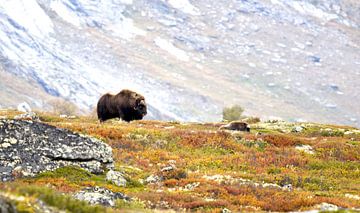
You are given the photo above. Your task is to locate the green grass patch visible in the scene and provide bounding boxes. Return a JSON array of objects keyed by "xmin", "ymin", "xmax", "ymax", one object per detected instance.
[
  {"xmin": 18, "ymin": 186, "xmax": 107, "ymax": 213},
  {"xmin": 36, "ymin": 166, "xmax": 95, "ymax": 182}
]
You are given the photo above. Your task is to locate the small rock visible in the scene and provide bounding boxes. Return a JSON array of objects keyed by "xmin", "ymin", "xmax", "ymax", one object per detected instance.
[
  {"xmin": 161, "ymin": 165, "xmax": 175, "ymax": 172},
  {"xmin": 60, "ymin": 115, "xmax": 77, "ymax": 119},
  {"xmin": 164, "ymin": 126, "xmax": 175, "ymax": 129},
  {"xmin": 317, "ymin": 202, "xmax": 339, "ymax": 211},
  {"xmin": 5, "ymin": 138, "xmax": 18, "ymax": 145},
  {"xmin": 184, "ymin": 182, "xmax": 200, "ymax": 191},
  {"xmin": 73, "ymin": 186, "xmax": 130, "ymax": 207},
  {"xmin": 222, "ymin": 208, "xmax": 232, "ymax": 213},
  {"xmin": 282, "ymin": 184, "xmax": 293, "ymax": 191},
  {"xmin": 14, "ymin": 112, "xmax": 39, "ymax": 121},
  {"xmin": 345, "ymin": 193, "xmax": 360, "ymax": 200},
  {"xmin": 145, "ymin": 174, "xmax": 162, "ymax": 184},
  {"xmin": 344, "ymin": 131, "xmax": 354, "ymax": 135},
  {"xmin": 106, "ymin": 170, "xmax": 127, "ymax": 187},
  {"xmin": 295, "ymin": 144, "xmax": 315, "ymax": 155},
  {"xmin": 0, "ymin": 143, "xmax": 11, "ymax": 148},
  {"xmin": 292, "ymin": 126, "xmax": 305, "ymax": 133}
]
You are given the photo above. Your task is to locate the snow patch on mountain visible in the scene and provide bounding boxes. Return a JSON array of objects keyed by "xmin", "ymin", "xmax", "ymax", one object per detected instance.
[
  {"xmin": 166, "ymin": 0, "xmax": 200, "ymax": 15},
  {"xmin": 50, "ymin": 1, "xmax": 81, "ymax": 27},
  {"xmin": 1, "ymin": 0, "xmax": 54, "ymax": 38},
  {"xmin": 154, "ymin": 37, "xmax": 189, "ymax": 61},
  {"xmin": 107, "ymin": 17, "xmax": 146, "ymax": 40}
]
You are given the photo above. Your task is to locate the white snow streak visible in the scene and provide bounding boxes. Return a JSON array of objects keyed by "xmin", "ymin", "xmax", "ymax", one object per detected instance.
[
  {"xmin": 0, "ymin": 0, "xmax": 54, "ymax": 38},
  {"xmin": 154, "ymin": 37, "xmax": 189, "ymax": 62}
]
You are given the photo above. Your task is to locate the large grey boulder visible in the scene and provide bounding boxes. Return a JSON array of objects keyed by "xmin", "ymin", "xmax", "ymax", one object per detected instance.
[{"xmin": 0, "ymin": 119, "xmax": 113, "ymax": 181}]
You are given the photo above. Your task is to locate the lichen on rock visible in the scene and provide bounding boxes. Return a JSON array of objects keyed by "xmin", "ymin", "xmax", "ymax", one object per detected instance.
[{"xmin": 0, "ymin": 119, "xmax": 114, "ymax": 181}]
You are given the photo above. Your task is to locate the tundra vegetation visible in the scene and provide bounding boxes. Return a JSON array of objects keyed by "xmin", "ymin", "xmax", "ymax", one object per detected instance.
[{"xmin": 0, "ymin": 109, "xmax": 360, "ymax": 212}]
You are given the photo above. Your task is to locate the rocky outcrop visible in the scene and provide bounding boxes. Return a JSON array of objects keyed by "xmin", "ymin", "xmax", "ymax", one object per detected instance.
[
  {"xmin": 106, "ymin": 170, "xmax": 127, "ymax": 187},
  {"xmin": 73, "ymin": 187, "xmax": 130, "ymax": 206},
  {"xmin": 0, "ymin": 119, "xmax": 113, "ymax": 181}
]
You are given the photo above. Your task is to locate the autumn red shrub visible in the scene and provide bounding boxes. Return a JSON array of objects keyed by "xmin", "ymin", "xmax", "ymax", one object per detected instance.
[{"xmin": 263, "ymin": 134, "xmax": 303, "ymax": 147}]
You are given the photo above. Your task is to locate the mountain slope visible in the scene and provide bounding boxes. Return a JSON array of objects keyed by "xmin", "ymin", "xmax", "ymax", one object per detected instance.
[{"xmin": 0, "ymin": 0, "xmax": 359, "ymax": 125}]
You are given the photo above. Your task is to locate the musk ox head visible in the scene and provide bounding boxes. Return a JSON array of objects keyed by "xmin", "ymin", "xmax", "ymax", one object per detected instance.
[
  {"xmin": 132, "ymin": 95, "xmax": 147, "ymax": 118},
  {"xmin": 97, "ymin": 89, "xmax": 147, "ymax": 122}
]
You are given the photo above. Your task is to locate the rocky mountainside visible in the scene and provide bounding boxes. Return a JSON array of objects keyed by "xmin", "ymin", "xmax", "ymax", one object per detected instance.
[{"xmin": 0, "ymin": 0, "xmax": 359, "ymax": 126}]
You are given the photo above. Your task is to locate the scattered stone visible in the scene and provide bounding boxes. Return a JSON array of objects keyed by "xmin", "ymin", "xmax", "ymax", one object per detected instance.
[
  {"xmin": 17, "ymin": 102, "xmax": 31, "ymax": 112},
  {"xmin": 292, "ymin": 125, "xmax": 306, "ymax": 133},
  {"xmin": 222, "ymin": 208, "xmax": 232, "ymax": 213},
  {"xmin": 0, "ymin": 119, "xmax": 113, "ymax": 181},
  {"xmin": 0, "ymin": 142, "xmax": 11, "ymax": 148},
  {"xmin": 60, "ymin": 114, "xmax": 77, "ymax": 119},
  {"xmin": 14, "ymin": 112, "xmax": 40, "ymax": 121},
  {"xmin": 73, "ymin": 186, "xmax": 130, "ymax": 207},
  {"xmin": 164, "ymin": 126, "xmax": 175, "ymax": 129},
  {"xmin": 345, "ymin": 193, "xmax": 360, "ymax": 200},
  {"xmin": 282, "ymin": 184, "xmax": 293, "ymax": 191},
  {"xmin": 317, "ymin": 202, "xmax": 339, "ymax": 211},
  {"xmin": 184, "ymin": 182, "xmax": 200, "ymax": 191},
  {"xmin": 161, "ymin": 165, "xmax": 175, "ymax": 172},
  {"xmin": 106, "ymin": 170, "xmax": 127, "ymax": 187},
  {"xmin": 295, "ymin": 144, "xmax": 315, "ymax": 155},
  {"xmin": 344, "ymin": 131, "xmax": 354, "ymax": 135},
  {"xmin": 145, "ymin": 174, "xmax": 162, "ymax": 184}
]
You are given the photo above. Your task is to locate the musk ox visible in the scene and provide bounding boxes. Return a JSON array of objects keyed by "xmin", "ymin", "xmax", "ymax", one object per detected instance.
[
  {"xmin": 219, "ymin": 121, "xmax": 250, "ymax": 132},
  {"xmin": 97, "ymin": 89, "xmax": 147, "ymax": 122}
]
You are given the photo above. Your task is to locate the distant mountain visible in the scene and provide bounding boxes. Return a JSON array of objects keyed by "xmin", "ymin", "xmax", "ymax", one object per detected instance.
[{"xmin": 0, "ymin": 0, "xmax": 359, "ymax": 126}]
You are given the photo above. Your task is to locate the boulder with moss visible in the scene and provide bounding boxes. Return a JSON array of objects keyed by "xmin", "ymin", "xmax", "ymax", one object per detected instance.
[{"xmin": 0, "ymin": 119, "xmax": 113, "ymax": 181}]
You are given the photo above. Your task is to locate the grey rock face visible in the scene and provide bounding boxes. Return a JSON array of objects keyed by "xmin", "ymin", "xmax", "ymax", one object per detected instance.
[
  {"xmin": 73, "ymin": 186, "xmax": 131, "ymax": 207},
  {"xmin": 106, "ymin": 170, "xmax": 127, "ymax": 187},
  {"xmin": 0, "ymin": 119, "xmax": 113, "ymax": 181}
]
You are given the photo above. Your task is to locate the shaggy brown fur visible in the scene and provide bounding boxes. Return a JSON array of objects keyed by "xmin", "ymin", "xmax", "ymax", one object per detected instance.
[
  {"xmin": 219, "ymin": 121, "xmax": 250, "ymax": 132},
  {"xmin": 97, "ymin": 89, "xmax": 147, "ymax": 122}
]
